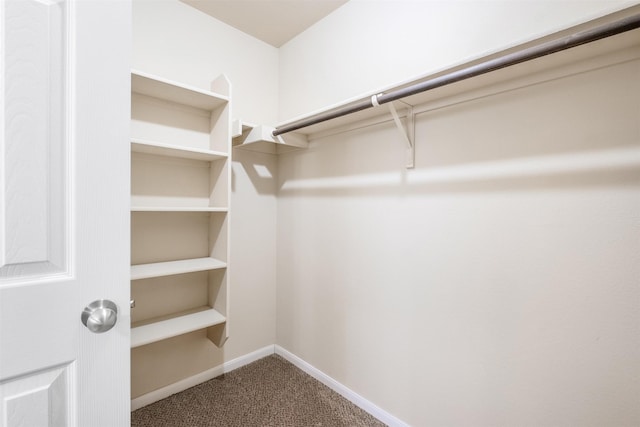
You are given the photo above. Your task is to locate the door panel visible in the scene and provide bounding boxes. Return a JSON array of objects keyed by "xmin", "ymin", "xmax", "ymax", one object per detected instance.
[
  {"xmin": 1, "ymin": 0, "xmax": 68, "ymax": 279},
  {"xmin": 0, "ymin": 1, "xmax": 131, "ymax": 425},
  {"xmin": 0, "ymin": 363, "xmax": 73, "ymax": 427}
]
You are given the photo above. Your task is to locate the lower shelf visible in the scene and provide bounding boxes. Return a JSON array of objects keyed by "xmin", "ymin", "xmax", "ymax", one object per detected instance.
[{"xmin": 131, "ymin": 307, "xmax": 226, "ymax": 348}]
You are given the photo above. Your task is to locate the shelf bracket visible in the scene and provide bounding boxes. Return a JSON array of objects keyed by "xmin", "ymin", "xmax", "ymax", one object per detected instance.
[
  {"xmin": 373, "ymin": 95, "xmax": 415, "ymax": 169},
  {"xmin": 232, "ymin": 120, "xmax": 309, "ymax": 154}
]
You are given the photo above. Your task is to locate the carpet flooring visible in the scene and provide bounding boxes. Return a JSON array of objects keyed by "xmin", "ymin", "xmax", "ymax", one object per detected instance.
[{"xmin": 131, "ymin": 354, "xmax": 387, "ymax": 427}]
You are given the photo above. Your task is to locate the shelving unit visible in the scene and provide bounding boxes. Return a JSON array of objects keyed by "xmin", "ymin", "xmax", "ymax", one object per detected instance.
[
  {"xmin": 232, "ymin": 119, "xmax": 308, "ymax": 154},
  {"xmin": 130, "ymin": 69, "xmax": 231, "ymax": 350}
]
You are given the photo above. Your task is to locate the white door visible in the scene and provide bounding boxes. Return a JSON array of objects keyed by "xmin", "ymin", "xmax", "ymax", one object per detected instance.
[{"xmin": 0, "ymin": 1, "xmax": 130, "ymax": 426}]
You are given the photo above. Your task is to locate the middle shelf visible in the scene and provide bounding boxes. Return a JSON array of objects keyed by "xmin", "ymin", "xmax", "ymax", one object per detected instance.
[
  {"xmin": 131, "ymin": 149, "xmax": 229, "ymax": 210},
  {"xmin": 132, "ymin": 138, "xmax": 228, "ymax": 161},
  {"xmin": 131, "ymin": 257, "xmax": 227, "ymax": 281},
  {"xmin": 131, "ymin": 207, "xmax": 228, "ymax": 212}
]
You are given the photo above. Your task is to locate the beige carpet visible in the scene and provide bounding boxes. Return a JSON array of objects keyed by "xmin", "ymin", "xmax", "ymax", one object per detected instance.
[{"xmin": 131, "ymin": 354, "xmax": 387, "ymax": 427}]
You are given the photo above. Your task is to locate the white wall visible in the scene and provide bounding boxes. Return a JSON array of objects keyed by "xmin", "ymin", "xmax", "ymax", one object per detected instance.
[
  {"xmin": 134, "ymin": 0, "xmax": 279, "ymax": 125},
  {"xmin": 131, "ymin": 0, "xmax": 278, "ymax": 397},
  {"xmin": 278, "ymin": 0, "xmax": 639, "ymax": 120},
  {"xmin": 276, "ymin": 2, "xmax": 640, "ymax": 426}
]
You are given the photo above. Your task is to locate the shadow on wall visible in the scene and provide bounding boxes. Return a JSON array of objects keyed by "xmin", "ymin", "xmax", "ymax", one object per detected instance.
[
  {"xmin": 277, "ymin": 57, "xmax": 640, "ymax": 198},
  {"xmin": 231, "ymin": 147, "xmax": 278, "ymax": 195},
  {"xmin": 278, "ymin": 143, "xmax": 640, "ymax": 198}
]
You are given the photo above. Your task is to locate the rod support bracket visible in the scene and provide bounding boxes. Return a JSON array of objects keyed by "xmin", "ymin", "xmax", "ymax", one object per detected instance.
[{"xmin": 387, "ymin": 101, "xmax": 415, "ymax": 169}]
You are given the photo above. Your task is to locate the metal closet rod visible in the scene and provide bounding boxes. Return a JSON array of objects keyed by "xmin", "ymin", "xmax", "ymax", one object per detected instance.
[{"xmin": 272, "ymin": 12, "xmax": 640, "ymax": 137}]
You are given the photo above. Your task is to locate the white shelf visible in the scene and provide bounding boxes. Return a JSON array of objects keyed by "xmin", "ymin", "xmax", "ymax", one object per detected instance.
[
  {"xmin": 131, "ymin": 308, "xmax": 226, "ymax": 348},
  {"xmin": 131, "ymin": 257, "xmax": 227, "ymax": 280},
  {"xmin": 274, "ymin": 27, "xmax": 640, "ymax": 138},
  {"xmin": 131, "ymin": 139, "xmax": 227, "ymax": 161},
  {"xmin": 132, "ymin": 70, "xmax": 228, "ymax": 111},
  {"xmin": 232, "ymin": 119, "xmax": 308, "ymax": 154},
  {"xmin": 131, "ymin": 206, "xmax": 228, "ymax": 212}
]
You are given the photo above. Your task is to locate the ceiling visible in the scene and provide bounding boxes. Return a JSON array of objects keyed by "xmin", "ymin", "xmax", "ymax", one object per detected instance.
[{"xmin": 180, "ymin": 0, "xmax": 349, "ymax": 47}]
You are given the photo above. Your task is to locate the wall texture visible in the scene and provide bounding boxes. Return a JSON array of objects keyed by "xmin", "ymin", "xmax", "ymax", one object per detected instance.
[
  {"xmin": 276, "ymin": 2, "xmax": 640, "ymax": 426},
  {"xmin": 131, "ymin": 0, "xmax": 278, "ymax": 397}
]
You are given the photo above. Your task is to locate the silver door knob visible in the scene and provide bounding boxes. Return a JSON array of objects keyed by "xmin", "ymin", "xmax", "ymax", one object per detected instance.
[{"xmin": 81, "ymin": 299, "xmax": 118, "ymax": 333}]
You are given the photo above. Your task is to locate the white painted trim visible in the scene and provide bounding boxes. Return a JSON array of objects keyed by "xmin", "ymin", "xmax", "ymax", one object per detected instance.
[
  {"xmin": 221, "ymin": 345, "xmax": 274, "ymax": 373},
  {"xmin": 132, "ymin": 344, "xmax": 409, "ymax": 426},
  {"xmin": 131, "ymin": 345, "xmax": 274, "ymax": 411},
  {"xmin": 274, "ymin": 345, "xmax": 410, "ymax": 427}
]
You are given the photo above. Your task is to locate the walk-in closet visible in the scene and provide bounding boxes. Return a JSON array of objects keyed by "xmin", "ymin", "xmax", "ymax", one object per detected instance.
[{"xmin": 1, "ymin": 1, "xmax": 638, "ymax": 426}]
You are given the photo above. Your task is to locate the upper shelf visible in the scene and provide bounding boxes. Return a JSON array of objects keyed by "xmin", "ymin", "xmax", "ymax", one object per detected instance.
[
  {"xmin": 274, "ymin": 22, "xmax": 640, "ymax": 137},
  {"xmin": 131, "ymin": 138, "xmax": 227, "ymax": 161},
  {"xmin": 131, "ymin": 70, "xmax": 229, "ymax": 111}
]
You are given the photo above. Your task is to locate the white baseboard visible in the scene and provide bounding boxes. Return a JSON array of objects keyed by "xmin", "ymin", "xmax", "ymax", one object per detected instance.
[
  {"xmin": 274, "ymin": 345, "xmax": 410, "ymax": 427},
  {"xmin": 131, "ymin": 345, "xmax": 275, "ymax": 411},
  {"xmin": 132, "ymin": 343, "xmax": 407, "ymax": 426}
]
